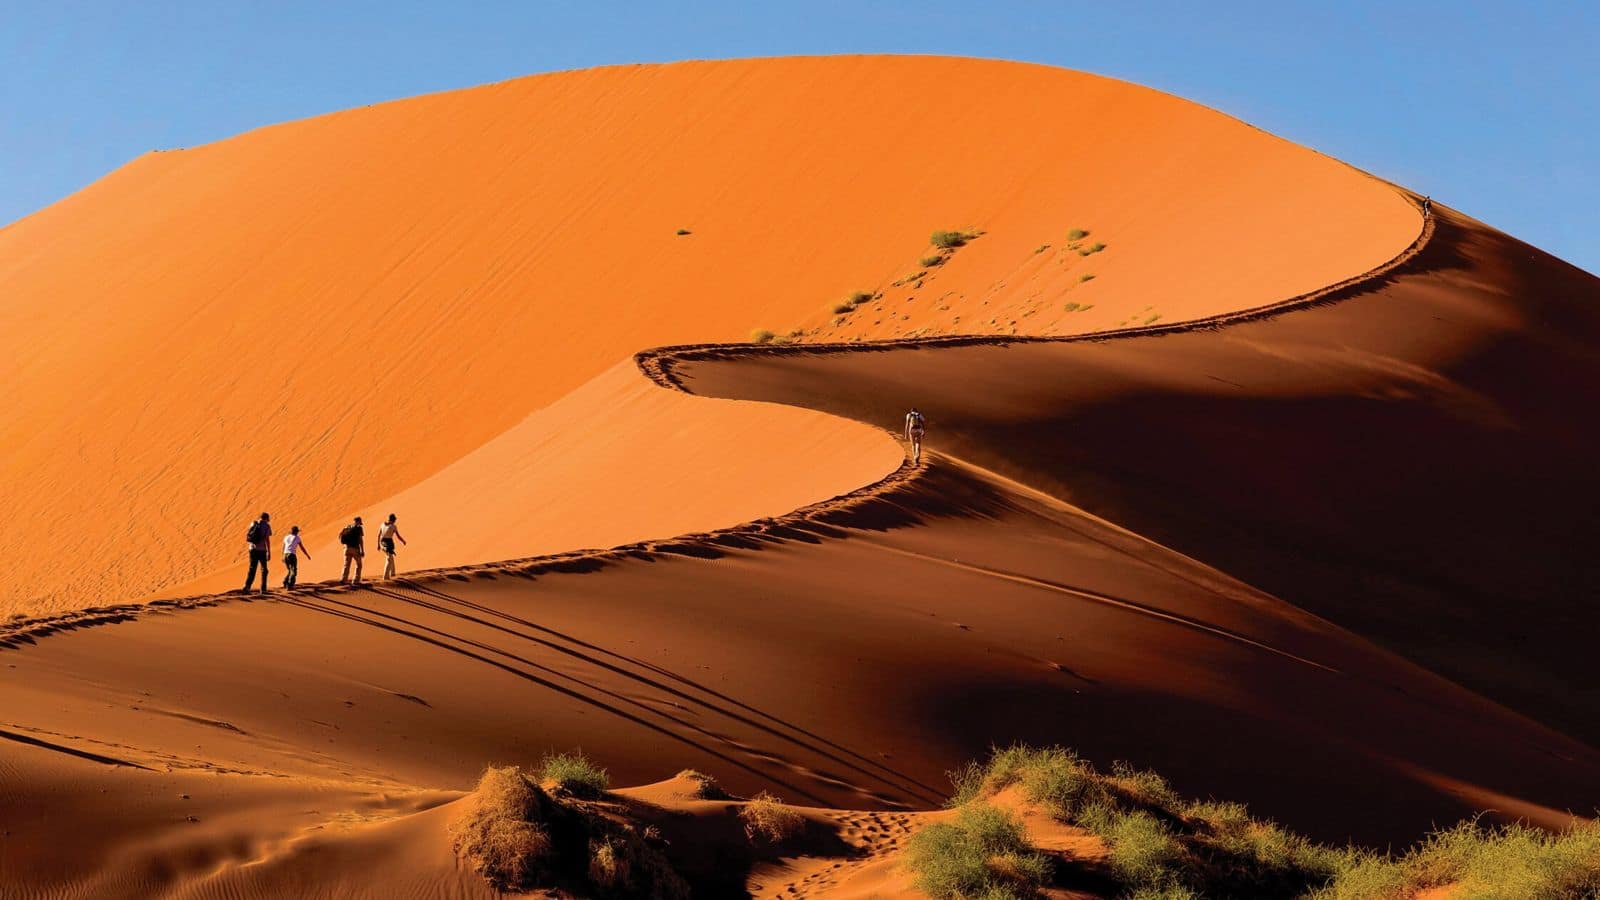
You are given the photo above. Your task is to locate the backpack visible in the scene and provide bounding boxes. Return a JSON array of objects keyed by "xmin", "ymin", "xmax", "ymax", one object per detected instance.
[
  {"xmin": 340, "ymin": 524, "xmax": 358, "ymax": 548},
  {"xmin": 246, "ymin": 520, "xmax": 264, "ymax": 544},
  {"xmin": 908, "ymin": 411, "xmax": 925, "ymax": 429}
]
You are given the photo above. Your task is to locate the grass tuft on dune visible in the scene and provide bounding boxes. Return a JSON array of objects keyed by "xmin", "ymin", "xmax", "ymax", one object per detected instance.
[
  {"xmin": 539, "ymin": 749, "xmax": 610, "ymax": 797},
  {"xmin": 907, "ymin": 801, "xmax": 1052, "ymax": 899}
]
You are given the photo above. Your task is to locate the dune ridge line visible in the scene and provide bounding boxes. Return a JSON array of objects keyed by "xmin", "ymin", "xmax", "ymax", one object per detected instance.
[{"xmin": 0, "ymin": 190, "xmax": 1428, "ymax": 652}]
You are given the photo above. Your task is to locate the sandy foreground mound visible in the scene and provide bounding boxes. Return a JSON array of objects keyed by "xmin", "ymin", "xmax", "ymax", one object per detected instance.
[{"xmin": 0, "ymin": 54, "xmax": 1414, "ymax": 614}]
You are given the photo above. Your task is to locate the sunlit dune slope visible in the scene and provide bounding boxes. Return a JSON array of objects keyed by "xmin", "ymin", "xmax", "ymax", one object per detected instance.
[
  {"xmin": 0, "ymin": 54, "xmax": 1415, "ymax": 613},
  {"xmin": 162, "ymin": 358, "xmax": 901, "ymax": 598}
]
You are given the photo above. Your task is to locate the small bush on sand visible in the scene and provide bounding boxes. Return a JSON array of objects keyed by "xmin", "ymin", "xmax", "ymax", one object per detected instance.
[
  {"xmin": 1034, "ymin": 243, "xmax": 1050, "ymax": 254},
  {"xmin": 831, "ymin": 302, "xmax": 855, "ymax": 314},
  {"xmin": 675, "ymin": 228, "xmax": 691, "ymax": 235},
  {"xmin": 674, "ymin": 769, "xmax": 731, "ymax": 800},
  {"xmin": 450, "ymin": 766, "xmax": 554, "ymax": 891},
  {"xmin": 920, "ymin": 255, "xmax": 946, "ymax": 267},
  {"xmin": 907, "ymin": 802, "xmax": 1051, "ymax": 899},
  {"xmin": 930, "ymin": 229, "xmax": 978, "ymax": 249},
  {"xmin": 1064, "ymin": 302, "xmax": 1081, "ymax": 312},
  {"xmin": 1079, "ymin": 273, "xmax": 1096, "ymax": 282},
  {"xmin": 1067, "ymin": 228, "xmax": 1090, "ymax": 241},
  {"xmin": 741, "ymin": 791, "xmax": 804, "ymax": 843},
  {"xmin": 849, "ymin": 290, "xmax": 875, "ymax": 305},
  {"xmin": 540, "ymin": 750, "xmax": 609, "ymax": 797},
  {"xmin": 454, "ymin": 761, "xmax": 689, "ymax": 899},
  {"xmin": 751, "ymin": 329, "xmax": 776, "ymax": 344}
]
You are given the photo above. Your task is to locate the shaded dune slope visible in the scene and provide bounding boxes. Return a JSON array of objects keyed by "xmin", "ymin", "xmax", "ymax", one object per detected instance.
[
  {"xmin": 659, "ymin": 206, "xmax": 1600, "ymax": 750},
  {"xmin": 0, "ymin": 54, "xmax": 1415, "ymax": 613}
]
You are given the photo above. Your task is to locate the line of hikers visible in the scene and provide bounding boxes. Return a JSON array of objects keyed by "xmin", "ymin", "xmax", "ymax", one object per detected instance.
[
  {"xmin": 239, "ymin": 408, "xmax": 928, "ymax": 595},
  {"xmin": 243, "ymin": 512, "xmax": 407, "ymax": 594}
]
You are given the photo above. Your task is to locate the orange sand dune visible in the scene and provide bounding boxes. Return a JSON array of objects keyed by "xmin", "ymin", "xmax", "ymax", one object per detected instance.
[
  {"xmin": 4, "ymin": 55, "xmax": 1594, "ymax": 900},
  {"xmin": 0, "ymin": 55, "xmax": 1414, "ymax": 614}
]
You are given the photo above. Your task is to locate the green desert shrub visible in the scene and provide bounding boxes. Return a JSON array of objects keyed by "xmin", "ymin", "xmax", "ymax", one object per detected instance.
[
  {"xmin": 1398, "ymin": 820, "xmax": 1600, "ymax": 899},
  {"xmin": 539, "ymin": 750, "xmax": 609, "ymax": 797},
  {"xmin": 1067, "ymin": 228, "xmax": 1090, "ymax": 240},
  {"xmin": 907, "ymin": 802, "xmax": 1051, "ymax": 899},
  {"xmin": 1080, "ymin": 803, "xmax": 1184, "ymax": 889},
  {"xmin": 920, "ymin": 255, "xmax": 946, "ymax": 267},
  {"xmin": 849, "ymin": 290, "xmax": 875, "ymax": 304}
]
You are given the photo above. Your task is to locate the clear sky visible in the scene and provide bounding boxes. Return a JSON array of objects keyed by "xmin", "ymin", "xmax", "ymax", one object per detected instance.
[{"xmin": 3, "ymin": 1, "xmax": 1596, "ymax": 272}]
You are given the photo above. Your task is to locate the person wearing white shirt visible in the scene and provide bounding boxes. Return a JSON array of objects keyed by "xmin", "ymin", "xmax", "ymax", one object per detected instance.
[
  {"xmin": 378, "ymin": 513, "xmax": 408, "ymax": 580},
  {"xmin": 282, "ymin": 526, "xmax": 311, "ymax": 589}
]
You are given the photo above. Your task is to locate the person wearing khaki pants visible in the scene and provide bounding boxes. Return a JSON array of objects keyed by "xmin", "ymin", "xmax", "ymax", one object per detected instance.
[{"xmin": 340, "ymin": 516, "xmax": 365, "ymax": 585}]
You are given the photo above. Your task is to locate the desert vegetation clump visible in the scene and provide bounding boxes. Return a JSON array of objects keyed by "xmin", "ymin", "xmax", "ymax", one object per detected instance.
[
  {"xmin": 1079, "ymin": 273, "xmax": 1096, "ymax": 282},
  {"xmin": 674, "ymin": 769, "xmax": 732, "ymax": 800},
  {"xmin": 675, "ymin": 228, "xmax": 691, "ymax": 236},
  {"xmin": 740, "ymin": 790, "xmax": 804, "ymax": 843},
  {"xmin": 832, "ymin": 290, "xmax": 876, "ymax": 315},
  {"xmin": 906, "ymin": 801, "xmax": 1052, "ymax": 899},
  {"xmin": 451, "ymin": 765, "xmax": 555, "ymax": 891},
  {"xmin": 1078, "ymin": 241, "xmax": 1108, "ymax": 257},
  {"xmin": 453, "ymin": 763, "xmax": 689, "ymax": 899},
  {"xmin": 920, "ymin": 255, "xmax": 946, "ymax": 267},
  {"xmin": 540, "ymin": 750, "xmax": 610, "ymax": 797},
  {"xmin": 1067, "ymin": 228, "xmax": 1090, "ymax": 241},
  {"xmin": 930, "ymin": 229, "xmax": 980, "ymax": 249},
  {"xmin": 751, "ymin": 329, "xmax": 776, "ymax": 344},
  {"xmin": 947, "ymin": 745, "xmax": 1600, "ymax": 899}
]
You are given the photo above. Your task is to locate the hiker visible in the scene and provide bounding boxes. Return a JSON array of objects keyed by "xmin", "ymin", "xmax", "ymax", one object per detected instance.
[
  {"xmin": 282, "ymin": 525, "xmax": 310, "ymax": 589},
  {"xmin": 339, "ymin": 516, "xmax": 365, "ymax": 585},
  {"xmin": 904, "ymin": 408, "xmax": 927, "ymax": 465},
  {"xmin": 1422, "ymin": 195, "xmax": 1432, "ymax": 216},
  {"xmin": 378, "ymin": 513, "xmax": 407, "ymax": 580},
  {"xmin": 243, "ymin": 512, "xmax": 273, "ymax": 593}
]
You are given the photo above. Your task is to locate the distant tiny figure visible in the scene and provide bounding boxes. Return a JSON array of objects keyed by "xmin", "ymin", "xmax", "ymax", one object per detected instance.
[
  {"xmin": 378, "ymin": 513, "xmax": 408, "ymax": 580},
  {"xmin": 282, "ymin": 525, "xmax": 310, "ymax": 589},
  {"xmin": 339, "ymin": 515, "xmax": 366, "ymax": 585},
  {"xmin": 1421, "ymin": 195, "xmax": 1432, "ymax": 216},
  {"xmin": 904, "ymin": 408, "xmax": 927, "ymax": 465},
  {"xmin": 243, "ymin": 511, "xmax": 272, "ymax": 593}
]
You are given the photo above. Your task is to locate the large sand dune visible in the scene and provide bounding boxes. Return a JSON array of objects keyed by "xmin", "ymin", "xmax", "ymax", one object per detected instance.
[
  {"xmin": 2, "ymin": 55, "xmax": 1594, "ymax": 899},
  {"xmin": 0, "ymin": 55, "xmax": 1413, "ymax": 614}
]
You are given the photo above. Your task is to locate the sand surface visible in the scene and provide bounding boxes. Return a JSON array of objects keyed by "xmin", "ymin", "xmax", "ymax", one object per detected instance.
[{"xmin": 2, "ymin": 55, "xmax": 1594, "ymax": 899}]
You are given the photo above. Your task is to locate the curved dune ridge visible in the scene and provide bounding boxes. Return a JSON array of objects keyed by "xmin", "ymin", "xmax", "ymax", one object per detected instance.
[
  {"xmin": 2, "ymin": 55, "xmax": 1596, "ymax": 899},
  {"xmin": 0, "ymin": 54, "xmax": 1416, "ymax": 614}
]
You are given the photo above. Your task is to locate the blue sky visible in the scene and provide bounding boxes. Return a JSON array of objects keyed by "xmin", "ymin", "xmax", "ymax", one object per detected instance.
[{"xmin": 3, "ymin": 1, "xmax": 1596, "ymax": 272}]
